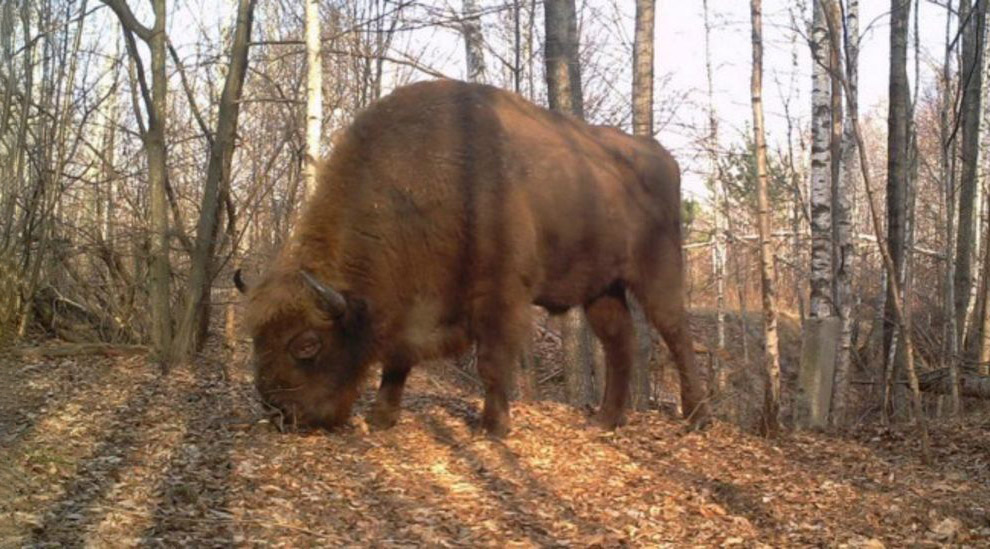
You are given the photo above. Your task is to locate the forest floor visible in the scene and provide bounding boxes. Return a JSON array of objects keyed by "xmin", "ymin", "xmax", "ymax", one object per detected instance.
[{"xmin": 1, "ymin": 339, "xmax": 988, "ymax": 547}]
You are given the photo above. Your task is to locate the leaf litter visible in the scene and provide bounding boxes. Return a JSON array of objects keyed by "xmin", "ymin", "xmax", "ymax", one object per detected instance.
[{"xmin": 1, "ymin": 345, "xmax": 988, "ymax": 547}]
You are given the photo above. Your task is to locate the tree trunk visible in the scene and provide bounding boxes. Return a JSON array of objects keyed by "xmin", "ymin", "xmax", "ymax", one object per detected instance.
[
  {"xmin": 544, "ymin": 0, "xmax": 593, "ymax": 408},
  {"xmin": 702, "ymin": 0, "xmax": 727, "ymax": 393},
  {"xmin": 963, "ymin": 0, "xmax": 989, "ymax": 373},
  {"xmin": 174, "ymin": 0, "xmax": 256, "ymax": 359},
  {"xmin": 882, "ymin": 0, "xmax": 912, "ymax": 422},
  {"xmin": 147, "ymin": 0, "xmax": 172, "ymax": 367},
  {"xmin": 304, "ymin": 0, "xmax": 322, "ymax": 200},
  {"xmin": 750, "ymin": 0, "xmax": 783, "ymax": 437},
  {"xmin": 798, "ymin": 0, "xmax": 840, "ymax": 430},
  {"xmin": 544, "ymin": 0, "xmax": 583, "ymax": 119},
  {"xmin": 628, "ymin": 0, "xmax": 656, "ymax": 411},
  {"xmin": 632, "ymin": 0, "xmax": 654, "ymax": 137},
  {"xmin": 941, "ymin": 0, "xmax": 963, "ymax": 414},
  {"xmin": 829, "ymin": 1, "xmax": 932, "ymax": 464},
  {"xmin": 462, "ymin": 0, "xmax": 487, "ymax": 83},
  {"xmin": 832, "ymin": 0, "xmax": 858, "ymax": 426},
  {"xmin": 808, "ymin": 0, "xmax": 834, "ymax": 320},
  {"xmin": 953, "ymin": 0, "xmax": 987, "ymax": 343}
]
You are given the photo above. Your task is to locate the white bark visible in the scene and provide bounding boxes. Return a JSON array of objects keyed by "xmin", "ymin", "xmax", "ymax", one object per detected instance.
[
  {"xmin": 704, "ymin": 0, "xmax": 727, "ymax": 391},
  {"xmin": 832, "ymin": 0, "xmax": 857, "ymax": 426},
  {"xmin": 809, "ymin": 0, "xmax": 833, "ymax": 319},
  {"xmin": 751, "ymin": 0, "xmax": 782, "ymax": 436},
  {"xmin": 304, "ymin": 0, "xmax": 322, "ymax": 200},
  {"xmin": 462, "ymin": 0, "xmax": 487, "ymax": 83}
]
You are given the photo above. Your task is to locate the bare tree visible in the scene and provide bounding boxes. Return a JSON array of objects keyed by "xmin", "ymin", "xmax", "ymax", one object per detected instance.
[
  {"xmin": 953, "ymin": 0, "xmax": 987, "ymax": 345},
  {"xmin": 544, "ymin": 0, "xmax": 583, "ymax": 118},
  {"xmin": 750, "ymin": 0, "xmax": 783, "ymax": 437},
  {"xmin": 961, "ymin": 0, "xmax": 989, "ymax": 370},
  {"xmin": 832, "ymin": 0, "xmax": 858, "ymax": 426},
  {"xmin": 940, "ymin": 0, "xmax": 963, "ymax": 414},
  {"xmin": 102, "ymin": 0, "xmax": 174, "ymax": 366},
  {"xmin": 174, "ymin": 0, "xmax": 258, "ymax": 359},
  {"xmin": 628, "ymin": 0, "xmax": 656, "ymax": 410},
  {"xmin": 463, "ymin": 0, "xmax": 487, "ymax": 83},
  {"xmin": 703, "ymin": 0, "xmax": 727, "ymax": 392},
  {"xmin": 825, "ymin": 0, "xmax": 931, "ymax": 463},
  {"xmin": 304, "ymin": 0, "xmax": 322, "ymax": 200},
  {"xmin": 881, "ymin": 0, "xmax": 912, "ymax": 421},
  {"xmin": 544, "ymin": 0, "xmax": 593, "ymax": 406},
  {"xmin": 809, "ymin": 0, "xmax": 834, "ymax": 321},
  {"xmin": 797, "ymin": 0, "xmax": 841, "ymax": 430}
]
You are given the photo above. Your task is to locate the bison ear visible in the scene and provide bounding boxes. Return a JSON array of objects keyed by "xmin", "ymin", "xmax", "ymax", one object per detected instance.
[
  {"xmin": 233, "ymin": 269, "xmax": 249, "ymax": 294},
  {"xmin": 300, "ymin": 270, "xmax": 348, "ymax": 319}
]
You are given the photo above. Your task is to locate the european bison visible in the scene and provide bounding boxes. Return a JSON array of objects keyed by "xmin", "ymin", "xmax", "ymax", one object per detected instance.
[{"xmin": 238, "ymin": 80, "xmax": 709, "ymax": 436}]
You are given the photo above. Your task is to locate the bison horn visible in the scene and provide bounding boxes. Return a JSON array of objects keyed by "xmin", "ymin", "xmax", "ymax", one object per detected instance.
[
  {"xmin": 233, "ymin": 269, "xmax": 249, "ymax": 294},
  {"xmin": 300, "ymin": 270, "xmax": 347, "ymax": 318}
]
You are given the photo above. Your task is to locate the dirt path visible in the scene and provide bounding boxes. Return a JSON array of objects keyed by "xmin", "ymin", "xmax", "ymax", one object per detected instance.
[{"xmin": 1, "ymin": 349, "xmax": 987, "ymax": 547}]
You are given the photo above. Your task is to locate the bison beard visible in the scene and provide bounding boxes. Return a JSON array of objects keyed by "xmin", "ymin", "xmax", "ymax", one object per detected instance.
[{"xmin": 240, "ymin": 80, "xmax": 710, "ymax": 436}]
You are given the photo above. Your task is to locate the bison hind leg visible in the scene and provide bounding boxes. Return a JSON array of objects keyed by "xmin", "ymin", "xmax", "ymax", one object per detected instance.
[
  {"xmin": 472, "ymin": 302, "xmax": 532, "ymax": 438},
  {"xmin": 584, "ymin": 284, "xmax": 635, "ymax": 429}
]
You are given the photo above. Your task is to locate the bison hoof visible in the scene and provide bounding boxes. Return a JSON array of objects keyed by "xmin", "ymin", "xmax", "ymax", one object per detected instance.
[
  {"xmin": 593, "ymin": 410, "xmax": 628, "ymax": 430},
  {"xmin": 481, "ymin": 415, "xmax": 511, "ymax": 439},
  {"xmin": 368, "ymin": 405, "xmax": 399, "ymax": 430}
]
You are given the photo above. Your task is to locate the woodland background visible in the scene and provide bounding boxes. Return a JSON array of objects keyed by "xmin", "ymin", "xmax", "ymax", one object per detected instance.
[
  {"xmin": 1, "ymin": 0, "xmax": 990, "ymax": 449},
  {"xmin": 2, "ymin": 0, "xmax": 990, "ymax": 545}
]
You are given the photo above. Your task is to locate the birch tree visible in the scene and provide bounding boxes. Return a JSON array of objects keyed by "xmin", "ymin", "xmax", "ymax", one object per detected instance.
[
  {"xmin": 703, "ymin": 0, "xmax": 727, "ymax": 392},
  {"xmin": 463, "ymin": 0, "xmax": 487, "ymax": 83},
  {"xmin": 808, "ymin": 0, "xmax": 834, "ymax": 321},
  {"xmin": 628, "ymin": 0, "xmax": 656, "ymax": 410},
  {"xmin": 832, "ymin": 0, "xmax": 858, "ymax": 426},
  {"xmin": 750, "ymin": 0, "xmax": 783, "ymax": 437},
  {"xmin": 826, "ymin": 0, "xmax": 932, "ymax": 462},
  {"xmin": 304, "ymin": 0, "xmax": 322, "ymax": 200}
]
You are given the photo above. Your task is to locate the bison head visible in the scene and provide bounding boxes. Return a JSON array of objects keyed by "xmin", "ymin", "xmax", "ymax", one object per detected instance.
[{"xmin": 237, "ymin": 268, "xmax": 373, "ymax": 430}]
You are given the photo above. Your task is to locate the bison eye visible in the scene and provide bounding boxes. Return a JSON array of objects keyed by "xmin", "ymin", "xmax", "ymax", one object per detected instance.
[{"xmin": 288, "ymin": 330, "xmax": 322, "ymax": 360}]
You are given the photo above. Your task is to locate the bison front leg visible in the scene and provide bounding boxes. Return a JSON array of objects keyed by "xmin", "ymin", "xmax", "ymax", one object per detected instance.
[
  {"xmin": 368, "ymin": 356, "xmax": 413, "ymax": 429},
  {"xmin": 584, "ymin": 287, "xmax": 635, "ymax": 429}
]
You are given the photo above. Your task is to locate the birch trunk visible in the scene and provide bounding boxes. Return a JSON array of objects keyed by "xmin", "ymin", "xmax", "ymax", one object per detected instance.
[
  {"xmin": 797, "ymin": 0, "xmax": 839, "ymax": 430},
  {"xmin": 829, "ymin": 0, "xmax": 931, "ymax": 463},
  {"xmin": 462, "ymin": 0, "xmax": 487, "ymax": 83},
  {"xmin": 304, "ymin": 0, "xmax": 322, "ymax": 200},
  {"xmin": 832, "ymin": 0, "xmax": 858, "ymax": 426},
  {"xmin": 808, "ymin": 0, "xmax": 833, "ymax": 320},
  {"xmin": 704, "ymin": 0, "xmax": 727, "ymax": 392},
  {"xmin": 751, "ymin": 0, "xmax": 783, "ymax": 437}
]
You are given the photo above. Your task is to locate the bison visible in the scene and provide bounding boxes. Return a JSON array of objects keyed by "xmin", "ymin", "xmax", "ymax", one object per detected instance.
[{"xmin": 238, "ymin": 79, "xmax": 709, "ymax": 437}]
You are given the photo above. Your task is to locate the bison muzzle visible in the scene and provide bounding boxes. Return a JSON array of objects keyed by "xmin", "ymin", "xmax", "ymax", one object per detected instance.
[{"xmin": 239, "ymin": 80, "xmax": 709, "ymax": 436}]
